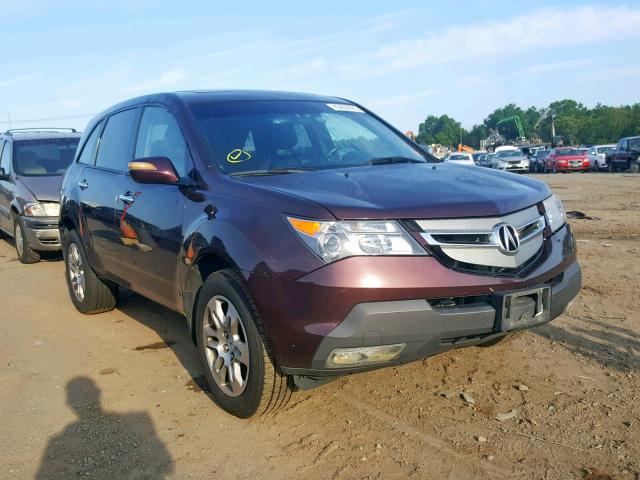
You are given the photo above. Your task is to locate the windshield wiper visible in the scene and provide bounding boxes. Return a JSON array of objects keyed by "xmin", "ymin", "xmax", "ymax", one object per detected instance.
[
  {"xmin": 367, "ymin": 156, "xmax": 426, "ymax": 165},
  {"xmin": 230, "ymin": 167, "xmax": 317, "ymax": 177}
]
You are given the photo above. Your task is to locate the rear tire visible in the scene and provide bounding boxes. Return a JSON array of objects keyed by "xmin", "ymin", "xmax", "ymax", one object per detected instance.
[
  {"xmin": 62, "ymin": 229, "xmax": 117, "ymax": 314},
  {"xmin": 552, "ymin": 163, "xmax": 557, "ymax": 174},
  {"xmin": 14, "ymin": 217, "xmax": 40, "ymax": 264},
  {"xmin": 479, "ymin": 330, "xmax": 525, "ymax": 348},
  {"xmin": 196, "ymin": 269, "xmax": 293, "ymax": 418},
  {"xmin": 594, "ymin": 160, "xmax": 600, "ymax": 172},
  {"xmin": 631, "ymin": 163, "xmax": 639, "ymax": 174},
  {"xmin": 609, "ymin": 162, "xmax": 615, "ymax": 173}
]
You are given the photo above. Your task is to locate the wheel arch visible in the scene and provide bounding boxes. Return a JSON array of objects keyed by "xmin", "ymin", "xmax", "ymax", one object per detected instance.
[{"xmin": 184, "ymin": 249, "xmax": 241, "ymax": 345}]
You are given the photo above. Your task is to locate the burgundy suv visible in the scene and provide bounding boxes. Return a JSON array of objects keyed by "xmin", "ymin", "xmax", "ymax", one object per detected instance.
[{"xmin": 60, "ymin": 91, "xmax": 581, "ymax": 418}]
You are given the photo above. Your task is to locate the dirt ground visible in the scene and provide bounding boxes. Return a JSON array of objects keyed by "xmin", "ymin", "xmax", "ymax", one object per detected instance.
[{"xmin": 0, "ymin": 173, "xmax": 638, "ymax": 480}]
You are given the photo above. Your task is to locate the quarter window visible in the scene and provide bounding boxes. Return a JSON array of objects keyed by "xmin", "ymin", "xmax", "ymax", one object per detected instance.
[
  {"xmin": 95, "ymin": 109, "xmax": 139, "ymax": 172},
  {"xmin": 135, "ymin": 107, "xmax": 191, "ymax": 178},
  {"xmin": 77, "ymin": 121, "xmax": 104, "ymax": 165}
]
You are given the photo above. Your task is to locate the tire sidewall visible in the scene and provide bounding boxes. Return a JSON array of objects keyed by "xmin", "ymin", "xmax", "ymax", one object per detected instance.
[
  {"xmin": 195, "ymin": 272, "xmax": 266, "ymax": 418},
  {"xmin": 62, "ymin": 229, "xmax": 92, "ymax": 312}
]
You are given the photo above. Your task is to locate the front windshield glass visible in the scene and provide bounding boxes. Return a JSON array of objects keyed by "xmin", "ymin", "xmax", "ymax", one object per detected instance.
[
  {"xmin": 555, "ymin": 148, "xmax": 580, "ymax": 156},
  {"xmin": 536, "ymin": 150, "xmax": 550, "ymax": 158},
  {"xmin": 497, "ymin": 150, "xmax": 522, "ymax": 158},
  {"xmin": 14, "ymin": 138, "xmax": 80, "ymax": 176},
  {"xmin": 189, "ymin": 100, "xmax": 426, "ymax": 174},
  {"xmin": 598, "ymin": 146, "xmax": 614, "ymax": 154},
  {"xmin": 449, "ymin": 154, "xmax": 469, "ymax": 160}
]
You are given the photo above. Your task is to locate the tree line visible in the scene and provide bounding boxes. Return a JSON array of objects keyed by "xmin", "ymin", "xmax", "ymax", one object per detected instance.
[{"xmin": 416, "ymin": 100, "xmax": 640, "ymax": 148}]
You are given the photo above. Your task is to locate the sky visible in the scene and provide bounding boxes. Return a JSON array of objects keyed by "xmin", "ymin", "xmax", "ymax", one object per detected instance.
[{"xmin": 1, "ymin": 0, "xmax": 639, "ymax": 133}]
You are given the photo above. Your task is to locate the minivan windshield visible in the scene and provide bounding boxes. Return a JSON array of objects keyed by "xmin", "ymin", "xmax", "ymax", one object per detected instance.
[
  {"xmin": 14, "ymin": 138, "xmax": 79, "ymax": 176},
  {"xmin": 189, "ymin": 101, "xmax": 426, "ymax": 174}
]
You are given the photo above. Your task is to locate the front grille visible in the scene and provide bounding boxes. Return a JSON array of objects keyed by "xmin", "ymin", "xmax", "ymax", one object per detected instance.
[{"xmin": 415, "ymin": 206, "xmax": 545, "ymax": 274}]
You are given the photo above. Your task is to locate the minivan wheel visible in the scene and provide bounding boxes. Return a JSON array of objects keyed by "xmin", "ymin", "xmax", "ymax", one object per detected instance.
[
  {"xmin": 62, "ymin": 229, "xmax": 117, "ymax": 314},
  {"xmin": 196, "ymin": 269, "xmax": 293, "ymax": 418},
  {"xmin": 478, "ymin": 330, "xmax": 525, "ymax": 348},
  {"xmin": 14, "ymin": 217, "xmax": 40, "ymax": 264}
]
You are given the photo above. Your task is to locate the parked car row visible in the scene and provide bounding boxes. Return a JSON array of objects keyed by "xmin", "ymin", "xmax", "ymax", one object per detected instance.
[{"xmin": 0, "ymin": 91, "xmax": 583, "ymax": 419}]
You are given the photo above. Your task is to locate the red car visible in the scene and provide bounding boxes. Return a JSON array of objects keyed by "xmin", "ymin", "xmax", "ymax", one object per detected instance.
[{"xmin": 543, "ymin": 147, "xmax": 590, "ymax": 173}]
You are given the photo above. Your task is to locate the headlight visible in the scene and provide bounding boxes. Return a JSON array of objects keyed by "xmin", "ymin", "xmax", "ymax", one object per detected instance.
[
  {"xmin": 498, "ymin": 160, "xmax": 507, "ymax": 167},
  {"xmin": 23, "ymin": 202, "xmax": 60, "ymax": 217},
  {"xmin": 543, "ymin": 194, "xmax": 566, "ymax": 233},
  {"xmin": 287, "ymin": 217, "xmax": 425, "ymax": 263}
]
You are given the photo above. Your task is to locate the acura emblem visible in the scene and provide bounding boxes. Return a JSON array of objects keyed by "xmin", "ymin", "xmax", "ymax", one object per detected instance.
[{"xmin": 494, "ymin": 223, "xmax": 520, "ymax": 254}]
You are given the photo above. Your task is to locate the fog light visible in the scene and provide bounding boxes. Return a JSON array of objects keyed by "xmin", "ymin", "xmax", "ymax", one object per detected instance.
[{"xmin": 325, "ymin": 344, "xmax": 406, "ymax": 368}]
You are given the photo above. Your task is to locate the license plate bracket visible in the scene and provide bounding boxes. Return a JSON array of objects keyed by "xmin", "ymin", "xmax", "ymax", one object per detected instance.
[{"xmin": 493, "ymin": 286, "xmax": 551, "ymax": 331}]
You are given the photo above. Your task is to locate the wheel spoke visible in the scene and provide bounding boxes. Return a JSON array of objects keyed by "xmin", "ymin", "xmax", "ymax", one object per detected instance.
[
  {"xmin": 227, "ymin": 305, "xmax": 240, "ymax": 336},
  {"xmin": 235, "ymin": 341, "xmax": 249, "ymax": 366},
  {"xmin": 203, "ymin": 323, "xmax": 220, "ymax": 341},
  {"xmin": 228, "ymin": 362, "xmax": 244, "ymax": 395},
  {"xmin": 206, "ymin": 336, "xmax": 219, "ymax": 350},
  {"xmin": 210, "ymin": 300, "xmax": 225, "ymax": 330}
]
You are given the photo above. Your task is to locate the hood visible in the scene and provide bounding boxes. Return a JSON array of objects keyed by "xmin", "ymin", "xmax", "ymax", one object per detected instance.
[
  {"xmin": 238, "ymin": 163, "xmax": 551, "ymax": 220},
  {"xmin": 18, "ymin": 175, "xmax": 63, "ymax": 202}
]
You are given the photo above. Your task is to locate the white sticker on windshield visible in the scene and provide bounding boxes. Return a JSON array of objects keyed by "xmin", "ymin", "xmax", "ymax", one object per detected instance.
[{"xmin": 327, "ymin": 103, "xmax": 364, "ymax": 113}]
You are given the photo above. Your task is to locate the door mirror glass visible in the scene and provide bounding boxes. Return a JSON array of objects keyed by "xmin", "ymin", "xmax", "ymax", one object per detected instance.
[
  {"xmin": 0, "ymin": 167, "xmax": 8, "ymax": 180},
  {"xmin": 128, "ymin": 156, "xmax": 179, "ymax": 185}
]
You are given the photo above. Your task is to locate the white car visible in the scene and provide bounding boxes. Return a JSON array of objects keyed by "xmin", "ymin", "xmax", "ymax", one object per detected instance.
[
  {"xmin": 587, "ymin": 144, "xmax": 615, "ymax": 171},
  {"xmin": 491, "ymin": 150, "xmax": 529, "ymax": 173},
  {"xmin": 444, "ymin": 152, "xmax": 475, "ymax": 166}
]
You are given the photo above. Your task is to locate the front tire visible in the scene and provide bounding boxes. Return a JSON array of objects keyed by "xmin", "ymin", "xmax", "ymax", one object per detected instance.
[
  {"xmin": 62, "ymin": 229, "xmax": 117, "ymax": 314},
  {"xmin": 196, "ymin": 269, "xmax": 293, "ymax": 418},
  {"xmin": 14, "ymin": 217, "xmax": 40, "ymax": 264}
]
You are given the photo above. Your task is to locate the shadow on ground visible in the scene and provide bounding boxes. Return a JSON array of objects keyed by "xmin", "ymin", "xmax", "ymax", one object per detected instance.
[
  {"xmin": 35, "ymin": 377, "xmax": 173, "ymax": 479},
  {"xmin": 532, "ymin": 314, "xmax": 639, "ymax": 372},
  {"xmin": 116, "ymin": 289, "xmax": 213, "ymax": 395}
]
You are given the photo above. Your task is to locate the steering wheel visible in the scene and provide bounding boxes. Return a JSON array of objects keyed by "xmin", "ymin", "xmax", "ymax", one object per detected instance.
[{"xmin": 323, "ymin": 144, "xmax": 360, "ymax": 163}]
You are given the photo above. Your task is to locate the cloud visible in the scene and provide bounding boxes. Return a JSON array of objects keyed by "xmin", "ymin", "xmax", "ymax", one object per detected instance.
[
  {"xmin": 124, "ymin": 68, "xmax": 189, "ymax": 94},
  {"xmin": 0, "ymin": 73, "xmax": 39, "ymax": 88},
  {"xmin": 340, "ymin": 5, "xmax": 640, "ymax": 77}
]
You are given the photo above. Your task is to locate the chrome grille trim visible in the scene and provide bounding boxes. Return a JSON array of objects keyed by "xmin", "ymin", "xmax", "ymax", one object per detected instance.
[{"xmin": 416, "ymin": 206, "xmax": 545, "ymax": 269}]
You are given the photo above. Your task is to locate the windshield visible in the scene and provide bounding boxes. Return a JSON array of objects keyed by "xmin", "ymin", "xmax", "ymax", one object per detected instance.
[
  {"xmin": 449, "ymin": 154, "xmax": 469, "ymax": 160},
  {"xmin": 189, "ymin": 100, "xmax": 426, "ymax": 174},
  {"xmin": 598, "ymin": 146, "xmax": 614, "ymax": 154},
  {"xmin": 14, "ymin": 138, "xmax": 80, "ymax": 176},
  {"xmin": 555, "ymin": 148, "xmax": 581, "ymax": 156},
  {"xmin": 536, "ymin": 150, "xmax": 550, "ymax": 158},
  {"xmin": 497, "ymin": 150, "xmax": 523, "ymax": 158}
]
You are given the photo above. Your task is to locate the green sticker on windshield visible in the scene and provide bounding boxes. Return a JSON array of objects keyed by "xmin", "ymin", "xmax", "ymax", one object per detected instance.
[{"xmin": 227, "ymin": 149, "xmax": 252, "ymax": 163}]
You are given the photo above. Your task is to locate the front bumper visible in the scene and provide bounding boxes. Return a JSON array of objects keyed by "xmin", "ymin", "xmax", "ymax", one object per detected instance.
[
  {"xmin": 21, "ymin": 216, "xmax": 61, "ymax": 251},
  {"xmin": 244, "ymin": 224, "xmax": 580, "ymax": 375},
  {"xmin": 304, "ymin": 260, "xmax": 579, "ymax": 375}
]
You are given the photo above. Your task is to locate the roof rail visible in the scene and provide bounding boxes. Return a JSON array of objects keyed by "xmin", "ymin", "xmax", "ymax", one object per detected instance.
[{"xmin": 4, "ymin": 127, "xmax": 77, "ymax": 134}]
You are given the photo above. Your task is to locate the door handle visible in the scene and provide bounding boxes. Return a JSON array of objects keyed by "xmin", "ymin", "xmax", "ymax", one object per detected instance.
[
  {"xmin": 118, "ymin": 194, "xmax": 135, "ymax": 204},
  {"xmin": 78, "ymin": 180, "xmax": 88, "ymax": 190}
]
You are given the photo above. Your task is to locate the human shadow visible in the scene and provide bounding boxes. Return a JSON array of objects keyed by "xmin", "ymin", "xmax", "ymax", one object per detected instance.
[
  {"xmin": 532, "ymin": 314, "xmax": 639, "ymax": 372},
  {"xmin": 35, "ymin": 377, "xmax": 173, "ymax": 479}
]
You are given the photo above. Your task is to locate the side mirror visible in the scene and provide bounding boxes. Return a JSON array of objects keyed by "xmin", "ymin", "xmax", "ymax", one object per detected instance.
[
  {"xmin": 0, "ymin": 167, "xmax": 9, "ymax": 181},
  {"xmin": 128, "ymin": 156, "xmax": 179, "ymax": 185}
]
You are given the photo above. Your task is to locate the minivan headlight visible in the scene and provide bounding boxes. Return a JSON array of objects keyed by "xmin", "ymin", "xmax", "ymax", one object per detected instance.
[
  {"xmin": 23, "ymin": 202, "xmax": 60, "ymax": 217},
  {"xmin": 542, "ymin": 194, "xmax": 566, "ymax": 233},
  {"xmin": 287, "ymin": 217, "xmax": 425, "ymax": 262}
]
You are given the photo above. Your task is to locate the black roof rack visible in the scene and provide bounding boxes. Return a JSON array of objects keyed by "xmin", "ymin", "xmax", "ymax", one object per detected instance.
[{"xmin": 4, "ymin": 127, "xmax": 77, "ymax": 134}]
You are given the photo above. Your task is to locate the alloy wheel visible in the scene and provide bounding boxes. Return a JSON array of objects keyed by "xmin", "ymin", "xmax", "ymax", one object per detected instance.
[
  {"xmin": 203, "ymin": 295, "xmax": 250, "ymax": 397},
  {"xmin": 67, "ymin": 243, "xmax": 86, "ymax": 302},
  {"xmin": 15, "ymin": 223, "xmax": 24, "ymax": 257}
]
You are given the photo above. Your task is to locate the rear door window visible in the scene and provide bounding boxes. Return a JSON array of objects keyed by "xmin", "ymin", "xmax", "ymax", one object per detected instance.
[{"xmin": 95, "ymin": 109, "xmax": 139, "ymax": 172}]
